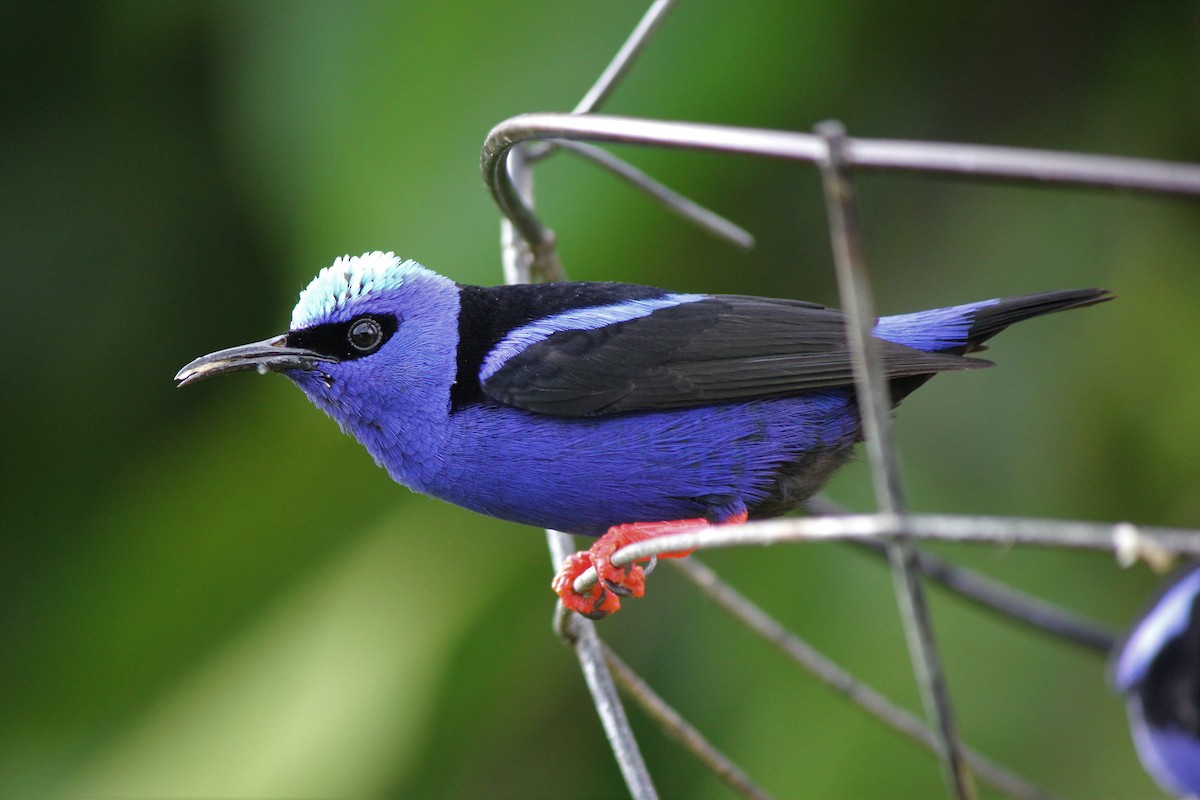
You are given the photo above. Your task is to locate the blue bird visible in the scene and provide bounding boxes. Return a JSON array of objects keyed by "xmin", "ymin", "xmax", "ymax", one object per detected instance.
[
  {"xmin": 1114, "ymin": 567, "xmax": 1200, "ymax": 798},
  {"xmin": 176, "ymin": 251, "xmax": 1111, "ymax": 617}
]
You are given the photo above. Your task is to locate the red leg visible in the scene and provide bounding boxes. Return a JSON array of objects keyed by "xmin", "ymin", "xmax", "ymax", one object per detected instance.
[{"xmin": 552, "ymin": 509, "xmax": 749, "ymax": 618}]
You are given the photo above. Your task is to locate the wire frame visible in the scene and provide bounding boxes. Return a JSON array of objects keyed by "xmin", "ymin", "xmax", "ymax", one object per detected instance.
[{"xmin": 483, "ymin": 2, "xmax": 1200, "ymax": 798}]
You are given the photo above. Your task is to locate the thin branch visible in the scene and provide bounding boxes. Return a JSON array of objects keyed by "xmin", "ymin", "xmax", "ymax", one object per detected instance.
[
  {"xmin": 601, "ymin": 643, "xmax": 773, "ymax": 800},
  {"xmin": 672, "ymin": 558, "xmax": 1054, "ymax": 800}
]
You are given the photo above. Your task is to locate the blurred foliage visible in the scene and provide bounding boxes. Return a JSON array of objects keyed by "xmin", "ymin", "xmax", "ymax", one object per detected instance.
[{"xmin": 2, "ymin": 1, "xmax": 1198, "ymax": 797}]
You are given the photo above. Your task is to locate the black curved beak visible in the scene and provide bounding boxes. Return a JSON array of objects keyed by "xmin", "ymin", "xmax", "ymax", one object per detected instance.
[{"xmin": 174, "ymin": 334, "xmax": 337, "ymax": 387}]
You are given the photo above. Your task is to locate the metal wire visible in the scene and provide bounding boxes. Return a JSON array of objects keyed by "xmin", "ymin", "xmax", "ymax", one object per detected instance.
[
  {"xmin": 803, "ymin": 498, "xmax": 1119, "ymax": 653},
  {"xmin": 854, "ymin": 539, "xmax": 1119, "ymax": 654},
  {"xmin": 816, "ymin": 120, "xmax": 977, "ymax": 800},
  {"xmin": 482, "ymin": 113, "xmax": 1200, "ymax": 257},
  {"xmin": 571, "ymin": 0, "xmax": 676, "ymax": 116},
  {"xmin": 501, "ymin": 118, "xmax": 658, "ymax": 800},
  {"xmin": 483, "ymin": 5, "xmax": 1200, "ymax": 799},
  {"xmin": 566, "ymin": 514, "xmax": 1200, "ymax": 586},
  {"xmin": 672, "ymin": 557, "xmax": 1052, "ymax": 800},
  {"xmin": 600, "ymin": 643, "xmax": 772, "ymax": 800},
  {"xmin": 549, "ymin": 139, "xmax": 755, "ymax": 248}
]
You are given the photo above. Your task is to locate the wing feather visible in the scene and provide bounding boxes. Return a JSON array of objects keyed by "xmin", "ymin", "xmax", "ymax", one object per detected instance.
[{"xmin": 481, "ymin": 295, "xmax": 989, "ymax": 416}]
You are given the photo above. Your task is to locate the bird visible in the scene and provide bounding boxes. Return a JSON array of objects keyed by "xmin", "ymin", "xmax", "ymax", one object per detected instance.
[
  {"xmin": 176, "ymin": 251, "xmax": 1112, "ymax": 618},
  {"xmin": 1113, "ymin": 566, "xmax": 1200, "ymax": 798}
]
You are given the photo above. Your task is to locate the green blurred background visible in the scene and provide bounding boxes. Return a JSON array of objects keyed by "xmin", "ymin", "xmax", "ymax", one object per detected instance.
[{"xmin": 3, "ymin": 1, "xmax": 1198, "ymax": 797}]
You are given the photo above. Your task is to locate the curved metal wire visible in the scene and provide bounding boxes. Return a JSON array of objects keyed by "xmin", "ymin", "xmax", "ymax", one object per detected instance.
[
  {"xmin": 489, "ymin": 118, "xmax": 1200, "ymax": 799},
  {"xmin": 482, "ymin": 112, "xmax": 1200, "ymax": 261},
  {"xmin": 482, "ymin": 4, "xmax": 1200, "ymax": 799}
]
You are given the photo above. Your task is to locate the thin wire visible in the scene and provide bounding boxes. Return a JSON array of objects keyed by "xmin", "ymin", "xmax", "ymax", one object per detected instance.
[
  {"xmin": 569, "ymin": 513, "xmax": 1200, "ymax": 594},
  {"xmin": 503, "ymin": 0, "xmax": 677, "ymax": 278},
  {"xmin": 815, "ymin": 120, "xmax": 977, "ymax": 800},
  {"xmin": 491, "ymin": 113, "xmax": 1200, "ymax": 800},
  {"xmin": 600, "ymin": 643, "xmax": 773, "ymax": 800},
  {"xmin": 803, "ymin": 496, "xmax": 1119, "ymax": 654},
  {"xmin": 551, "ymin": 139, "xmax": 754, "ymax": 248},
  {"xmin": 672, "ymin": 558, "xmax": 1054, "ymax": 800},
  {"xmin": 526, "ymin": 0, "xmax": 676, "ymax": 164},
  {"xmin": 500, "ymin": 144, "xmax": 536, "ymax": 285},
  {"xmin": 518, "ymin": 9, "xmax": 756, "ymax": 797},
  {"xmin": 502, "ymin": 133, "xmax": 658, "ymax": 800},
  {"xmin": 503, "ymin": 143, "xmax": 565, "ymax": 283},
  {"xmin": 573, "ymin": 0, "xmax": 677, "ymax": 115},
  {"xmin": 553, "ymin": 604, "xmax": 660, "ymax": 800},
  {"xmin": 543, "ymin": 467, "xmax": 657, "ymax": 797},
  {"xmin": 858, "ymin": 541, "xmax": 1119, "ymax": 653},
  {"xmin": 481, "ymin": 113, "xmax": 1200, "ymax": 253},
  {"xmin": 526, "ymin": 0, "xmax": 752, "ymax": 256}
]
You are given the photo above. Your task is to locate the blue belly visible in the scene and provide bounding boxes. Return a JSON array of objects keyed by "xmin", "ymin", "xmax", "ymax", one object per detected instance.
[{"xmin": 424, "ymin": 390, "xmax": 861, "ymax": 536}]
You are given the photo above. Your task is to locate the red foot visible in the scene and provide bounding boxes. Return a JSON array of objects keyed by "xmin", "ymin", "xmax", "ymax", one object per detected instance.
[
  {"xmin": 552, "ymin": 509, "xmax": 749, "ymax": 618},
  {"xmin": 551, "ymin": 552, "xmax": 623, "ymax": 619}
]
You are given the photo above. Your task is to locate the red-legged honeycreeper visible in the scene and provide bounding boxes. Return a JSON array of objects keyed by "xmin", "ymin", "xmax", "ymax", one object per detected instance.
[
  {"xmin": 176, "ymin": 251, "xmax": 1112, "ymax": 617},
  {"xmin": 1113, "ymin": 567, "xmax": 1200, "ymax": 798}
]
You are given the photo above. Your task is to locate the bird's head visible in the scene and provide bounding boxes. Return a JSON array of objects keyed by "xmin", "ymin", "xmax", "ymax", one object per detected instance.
[{"xmin": 176, "ymin": 251, "xmax": 461, "ymax": 430}]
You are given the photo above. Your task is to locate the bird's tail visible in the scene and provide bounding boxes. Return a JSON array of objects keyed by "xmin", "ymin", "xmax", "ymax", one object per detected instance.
[
  {"xmin": 875, "ymin": 288, "xmax": 1113, "ymax": 403},
  {"xmin": 874, "ymin": 288, "xmax": 1114, "ymax": 357}
]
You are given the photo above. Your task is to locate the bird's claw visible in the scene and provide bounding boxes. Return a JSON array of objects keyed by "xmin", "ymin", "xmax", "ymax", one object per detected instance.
[
  {"xmin": 552, "ymin": 552, "xmax": 624, "ymax": 618},
  {"xmin": 589, "ymin": 530, "xmax": 649, "ymax": 601},
  {"xmin": 551, "ymin": 520, "xmax": 698, "ymax": 618},
  {"xmin": 552, "ymin": 514, "xmax": 742, "ymax": 618},
  {"xmin": 602, "ymin": 577, "xmax": 635, "ymax": 597}
]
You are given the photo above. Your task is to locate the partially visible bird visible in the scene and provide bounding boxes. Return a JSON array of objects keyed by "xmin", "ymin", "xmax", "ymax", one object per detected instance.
[
  {"xmin": 1114, "ymin": 567, "xmax": 1200, "ymax": 798},
  {"xmin": 176, "ymin": 251, "xmax": 1112, "ymax": 617}
]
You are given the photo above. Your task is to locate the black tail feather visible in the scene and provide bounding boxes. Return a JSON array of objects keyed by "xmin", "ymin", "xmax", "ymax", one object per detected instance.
[
  {"xmin": 888, "ymin": 287, "xmax": 1113, "ymax": 403},
  {"xmin": 960, "ymin": 288, "xmax": 1114, "ymax": 355}
]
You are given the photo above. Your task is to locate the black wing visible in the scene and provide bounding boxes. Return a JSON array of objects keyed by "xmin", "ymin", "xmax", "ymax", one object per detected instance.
[{"xmin": 480, "ymin": 295, "xmax": 988, "ymax": 416}]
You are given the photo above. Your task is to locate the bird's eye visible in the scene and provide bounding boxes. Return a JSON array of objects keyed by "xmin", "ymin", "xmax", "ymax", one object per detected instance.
[{"xmin": 348, "ymin": 317, "xmax": 384, "ymax": 353}]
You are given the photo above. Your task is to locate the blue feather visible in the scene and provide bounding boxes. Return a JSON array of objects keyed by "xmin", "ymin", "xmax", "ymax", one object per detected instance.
[
  {"xmin": 176, "ymin": 254, "xmax": 1112, "ymax": 539},
  {"xmin": 1114, "ymin": 567, "xmax": 1200, "ymax": 797},
  {"xmin": 431, "ymin": 390, "xmax": 858, "ymax": 535},
  {"xmin": 874, "ymin": 299, "xmax": 1001, "ymax": 352},
  {"xmin": 1115, "ymin": 569, "xmax": 1200, "ymax": 691}
]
